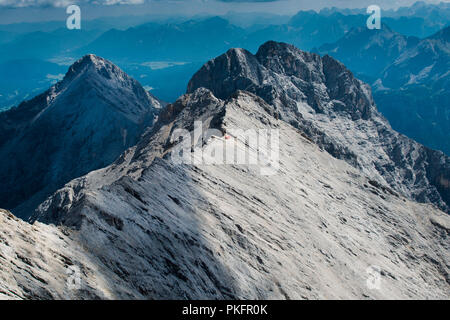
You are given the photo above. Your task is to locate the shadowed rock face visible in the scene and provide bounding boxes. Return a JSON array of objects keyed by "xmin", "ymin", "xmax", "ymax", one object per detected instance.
[
  {"xmin": 188, "ymin": 41, "xmax": 450, "ymax": 213},
  {"xmin": 0, "ymin": 54, "xmax": 161, "ymax": 218}
]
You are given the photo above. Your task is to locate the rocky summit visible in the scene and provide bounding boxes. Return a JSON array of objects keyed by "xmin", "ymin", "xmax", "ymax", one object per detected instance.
[
  {"xmin": 0, "ymin": 42, "xmax": 448, "ymax": 300},
  {"xmin": 0, "ymin": 54, "xmax": 162, "ymax": 219}
]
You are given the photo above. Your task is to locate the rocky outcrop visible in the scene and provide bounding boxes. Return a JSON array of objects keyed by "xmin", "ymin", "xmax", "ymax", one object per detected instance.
[{"xmin": 315, "ymin": 24, "xmax": 420, "ymax": 81}]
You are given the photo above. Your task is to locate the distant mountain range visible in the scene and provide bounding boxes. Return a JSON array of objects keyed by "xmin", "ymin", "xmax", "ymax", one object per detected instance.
[
  {"xmin": 382, "ymin": 26, "xmax": 450, "ymax": 88},
  {"xmin": 0, "ymin": 2, "xmax": 446, "ymax": 64},
  {"xmin": 317, "ymin": 25, "xmax": 450, "ymax": 155},
  {"xmin": 75, "ymin": 11, "xmax": 448, "ymax": 63},
  {"xmin": 320, "ymin": 1, "xmax": 450, "ymax": 21},
  {"xmin": 0, "ymin": 28, "xmax": 102, "ymax": 63},
  {"xmin": 315, "ymin": 24, "xmax": 420, "ymax": 81}
]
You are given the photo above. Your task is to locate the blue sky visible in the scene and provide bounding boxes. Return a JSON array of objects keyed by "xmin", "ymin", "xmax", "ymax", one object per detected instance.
[{"xmin": 0, "ymin": 0, "xmax": 446, "ymax": 23}]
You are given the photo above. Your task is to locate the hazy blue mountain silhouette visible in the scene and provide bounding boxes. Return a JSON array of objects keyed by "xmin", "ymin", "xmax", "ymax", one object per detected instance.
[{"xmin": 318, "ymin": 25, "xmax": 450, "ymax": 155}]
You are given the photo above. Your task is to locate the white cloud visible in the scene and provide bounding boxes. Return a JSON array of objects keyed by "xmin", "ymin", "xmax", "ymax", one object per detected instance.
[
  {"xmin": 0, "ymin": 0, "xmax": 145, "ymax": 7},
  {"xmin": 0, "ymin": 0, "xmax": 75, "ymax": 7},
  {"xmin": 0, "ymin": 0, "xmax": 69, "ymax": 7}
]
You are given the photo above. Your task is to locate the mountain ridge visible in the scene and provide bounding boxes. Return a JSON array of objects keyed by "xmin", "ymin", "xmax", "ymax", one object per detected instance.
[
  {"xmin": 188, "ymin": 41, "xmax": 450, "ymax": 213},
  {"xmin": 317, "ymin": 24, "xmax": 450, "ymax": 155}
]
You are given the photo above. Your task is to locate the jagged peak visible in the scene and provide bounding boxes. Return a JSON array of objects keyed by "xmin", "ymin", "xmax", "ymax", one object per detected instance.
[
  {"xmin": 188, "ymin": 41, "xmax": 374, "ymax": 123},
  {"xmin": 62, "ymin": 53, "xmax": 126, "ymax": 85},
  {"xmin": 255, "ymin": 41, "xmax": 357, "ymax": 80},
  {"xmin": 344, "ymin": 23, "xmax": 395, "ymax": 37},
  {"xmin": 220, "ymin": 47, "xmax": 255, "ymax": 63},
  {"xmin": 78, "ymin": 53, "xmax": 103, "ymax": 63},
  {"xmin": 256, "ymin": 40, "xmax": 297, "ymax": 55},
  {"xmin": 256, "ymin": 40, "xmax": 319, "ymax": 59},
  {"xmin": 69, "ymin": 54, "xmax": 109, "ymax": 73}
]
